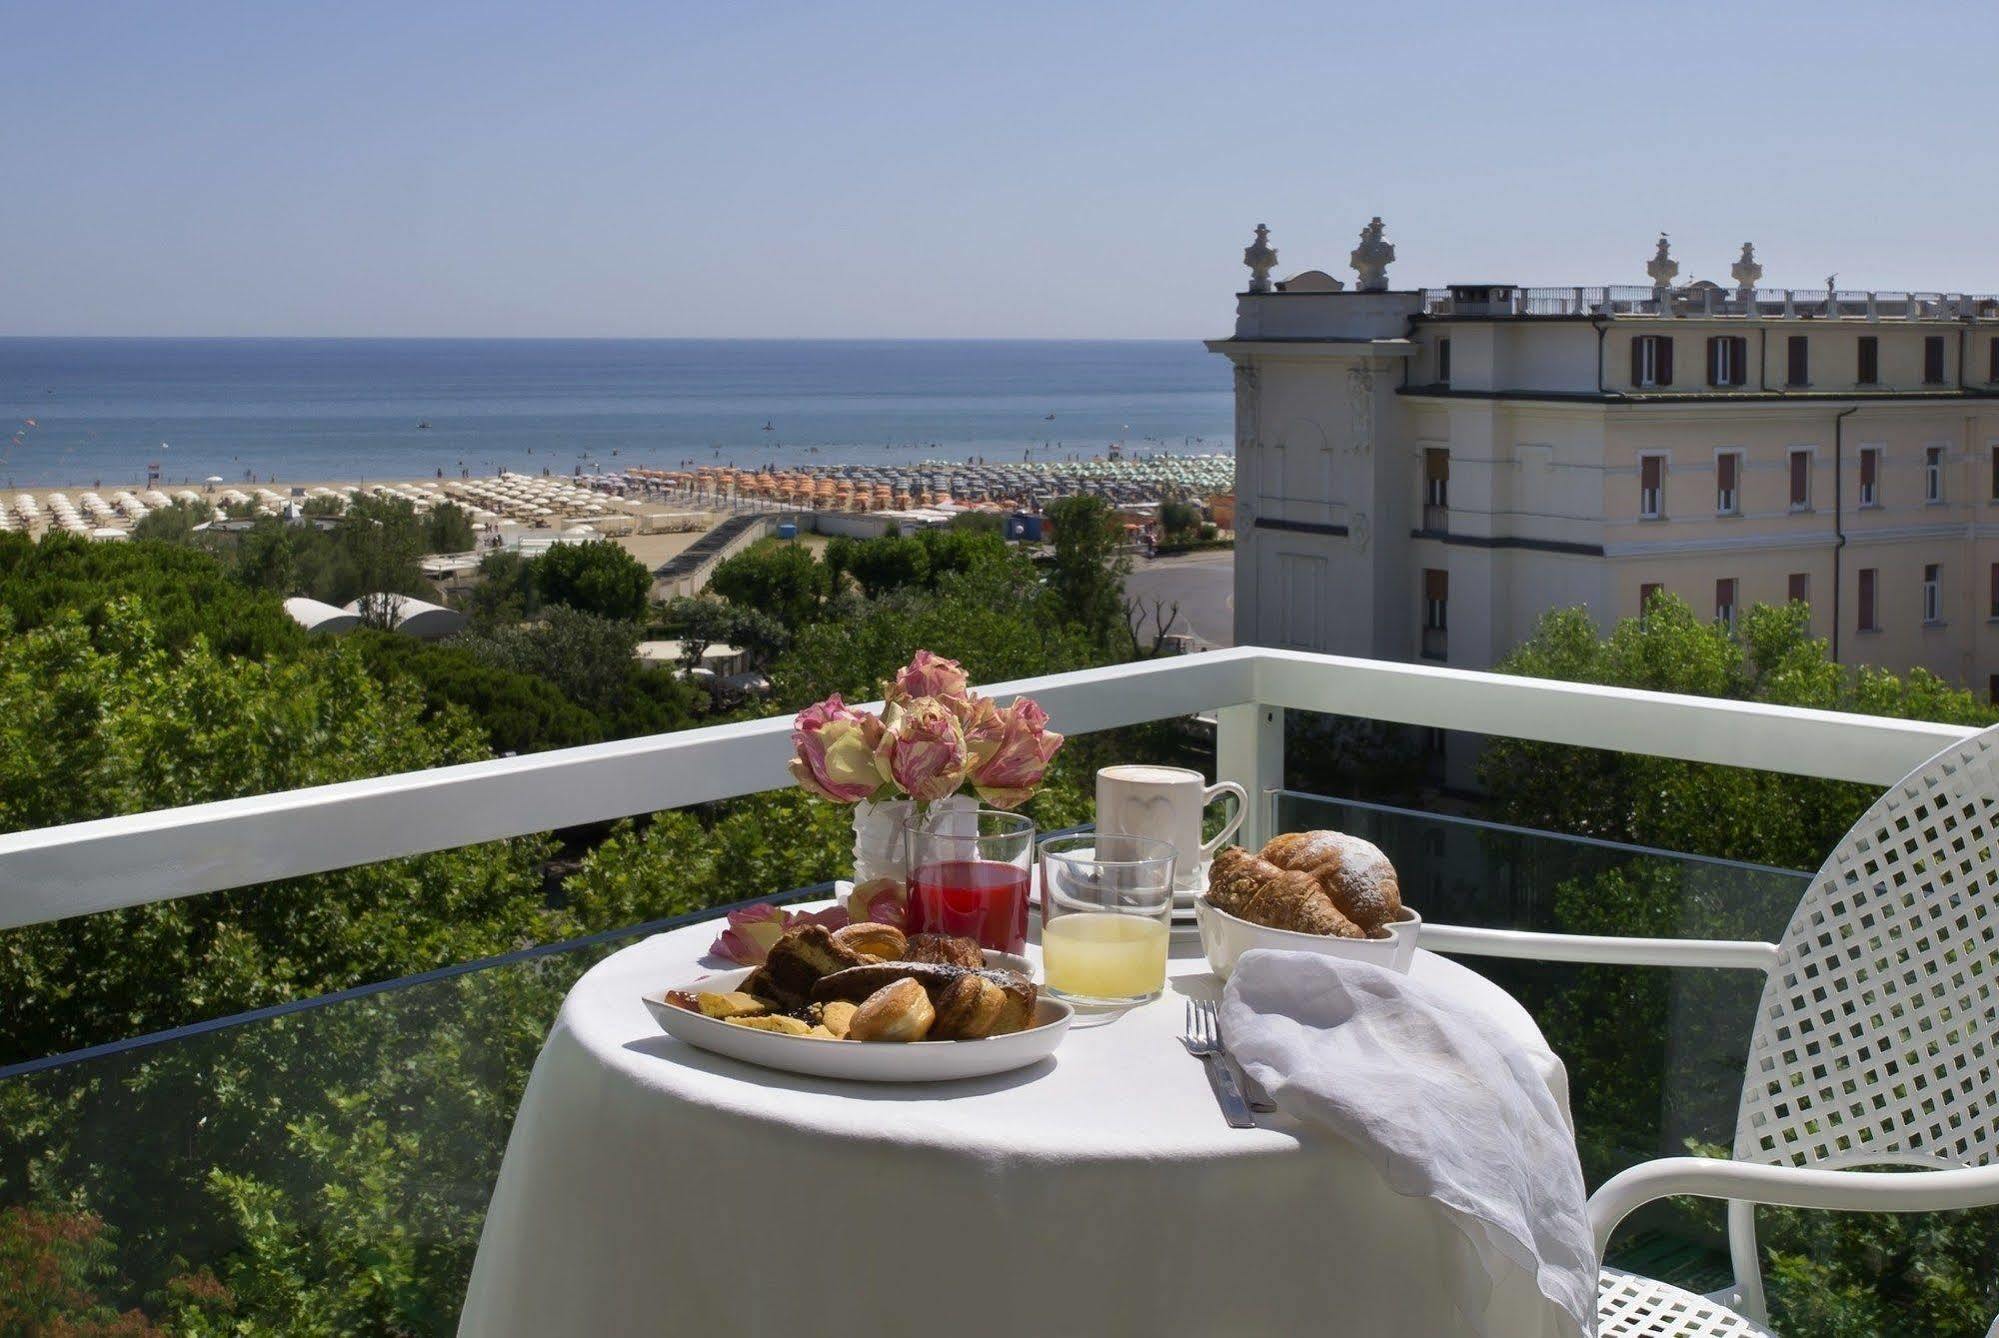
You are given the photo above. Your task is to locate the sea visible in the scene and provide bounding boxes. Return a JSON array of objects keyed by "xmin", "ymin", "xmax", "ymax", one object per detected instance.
[{"xmin": 0, "ymin": 338, "xmax": 1234, "ymax": 489}]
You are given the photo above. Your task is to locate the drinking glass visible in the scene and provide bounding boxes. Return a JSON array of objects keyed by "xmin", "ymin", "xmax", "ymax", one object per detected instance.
[
  {"xmin": 1038, "ymin": 833, "xmax": 1177, "ymax": 1005},
  {"xmin": 902, "ymin": 809, "xmax": 1036, "ymax": 955}
]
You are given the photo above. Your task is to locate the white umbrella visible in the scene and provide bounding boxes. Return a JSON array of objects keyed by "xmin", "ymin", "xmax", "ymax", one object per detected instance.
[{"xmin": 205, "ymin": 475, "xmax": 224, "ymax": 485}]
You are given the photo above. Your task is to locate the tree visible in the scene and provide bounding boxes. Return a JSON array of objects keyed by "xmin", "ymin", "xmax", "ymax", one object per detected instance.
[
  {"xmin": 464, "ymin": 550, "xmax": 540, "ymax": 627},
  {"xmin": 707, "ymin": 539, "xmax": 829, "ymax": 626},
  {"xmin": 348, "ymin": 631, "xmax": 605, "ymax": 755},
  {"xmin": 1158, "ymin": 497, "xmax": 1201, "ymax": 541},
  {"xmin": 424, "ymin": 502, "xmax": 476, "ymax": 555},
  {"xmin": 831, "ymin": 532, "xmax": 930, "ymax": 597},
  {"xmin": 460, "ymin": 604, "xmax": 697, "ymax": 735},
  {"xmin": 530, "ymin": 540, "xmax": 651, "ymax": 622},
  {"xmin": 1042, "ymin": 494, "xmax": 1131, "ymax": 649},
  {"xmin": 129, "ymin": 499, "xmax": 212, "ymax": 545},
  {"xmin": 1123, "ymin": 593, "xmax": 1184, "ymax": 657}
]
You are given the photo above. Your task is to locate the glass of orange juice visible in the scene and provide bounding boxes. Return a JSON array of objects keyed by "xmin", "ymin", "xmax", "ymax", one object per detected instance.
[{"xmin": 1038, "ymin": 833, "xmax": 1177, "ymax": 1005}]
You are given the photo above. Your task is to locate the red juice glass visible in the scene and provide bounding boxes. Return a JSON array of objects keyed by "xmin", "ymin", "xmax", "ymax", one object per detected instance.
[{"xmin": 902, "ymin": 809, "xmax": 1035, "ymax": 955}]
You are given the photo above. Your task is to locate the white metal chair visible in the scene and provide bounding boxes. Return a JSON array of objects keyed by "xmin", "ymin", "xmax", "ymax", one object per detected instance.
[{"xmin": 1422, "ymin": 722, "xmax": 1999, "ymax": 1334}]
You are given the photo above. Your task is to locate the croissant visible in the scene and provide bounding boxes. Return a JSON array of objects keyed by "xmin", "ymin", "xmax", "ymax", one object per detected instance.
[
  {"xmin": 1241, "ymin": 869, "xmax": 1365, "ymax": 938},
  {"xmin": 1207, "ymin": 845, "xmax": 1282, "ymax": 918},
  {"xmin": 1260, "ymin": 831, "xmax": 1402, "ymax": 933}
]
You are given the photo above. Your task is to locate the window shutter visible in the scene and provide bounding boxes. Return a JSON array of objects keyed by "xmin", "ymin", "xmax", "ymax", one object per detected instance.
[
  {"xmin": 1707, "ymin": 337, "xmax": 1721, "ymax": 386},
  {"xmin": 1989, "ymin": 336, "xmax": 1999, "ymax": 383},
  {"xmin": 1860, "ymin": 449, "xmax": 1876, "ymax": 489},
  {"xmin": 1718, "ymin": 453, "xmax": 1737, "ymax": 495},
  {"xmin": 1630, "ymin": 339, "xmax": 1644, "ymax": 385},
  {"xmin": 1788, "ymin": 573, "xmax": 1808, "ymax": 603},
  {"xmin": 1641, "ymin": 456, "xmax": 1661, "ymax": 491},
  {"xmin": 1656, "ymin": 338, "xmax": 1673, "ymax": 386},
  {"xmin": 1790, "ymin": 451, "xmax": 1808, "ymax": 504},
  {"xmin": 1989, "ymin": 562, "xmax": 1998, "ymax": 616},
  {"xmin": 1640, "ymin": 582, "xmax": 1662, "ymax": 609}
]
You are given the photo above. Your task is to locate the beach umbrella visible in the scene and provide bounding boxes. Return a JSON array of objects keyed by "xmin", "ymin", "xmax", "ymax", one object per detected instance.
[{"xmin": 205, "ymin": 475, "xmax": 223, "ymax": 485}]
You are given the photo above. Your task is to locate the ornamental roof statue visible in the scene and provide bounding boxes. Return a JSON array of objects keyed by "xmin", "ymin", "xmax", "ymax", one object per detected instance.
[
  {"xmin": 1645, "ymin": 233, "xmax": 1679, "ymax": 289},
  {"xmin": 1243, "ymin": 224, "xmax": 1278, "ymax": 294},
  {"xmin": 1350, "ymin": 217, "xmax": 1394, "ymax": 292},
  {"xmin": 1731, "ymin": 242, "xmax": 1762, "ymax": 293}
]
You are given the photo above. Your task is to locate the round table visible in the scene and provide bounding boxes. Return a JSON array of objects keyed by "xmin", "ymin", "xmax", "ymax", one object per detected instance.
[{"xmin": 459, "ymin": 910, "xmax": 1575, "ymax": 1337}]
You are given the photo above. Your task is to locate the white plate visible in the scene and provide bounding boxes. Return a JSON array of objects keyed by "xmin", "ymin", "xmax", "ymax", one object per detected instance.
[
  {"xmin": 641, "ymin": 956, "xmax": 1073, "ymax": 1083},
  {"xmin": 1195, "ymin": 896, "xmax": 1422, "ymax": 979}
]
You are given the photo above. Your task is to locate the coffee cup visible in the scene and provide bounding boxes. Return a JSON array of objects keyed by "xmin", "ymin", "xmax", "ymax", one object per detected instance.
[{"xmin": 1095, "ymin": 764, "xmax": 1247, "ymax": 892}]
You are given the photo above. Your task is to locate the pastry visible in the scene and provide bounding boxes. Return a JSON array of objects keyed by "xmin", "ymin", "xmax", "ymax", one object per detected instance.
[
  {"xmin": 848, "ymin": 978, "xmax": 936, "ymax": 1042},
  {"xmin": 811, "ymin": 962, "xmax": 1038, "ymax": 1036},
  {"xmin": 724, "ymin": 1014, "xmax": 813, "ymax": 1035},
  {"xmin": 930, "ymin": 973, "xmax": 1007, "ymax": 1040},
  {"xmin": 1207, "ymin": 846, "xmax": 1283, "ymax": 917},
  {"xmin": 693, "ymin": 991, "xmax": 769, "ymax": 1020},
  {"xmin": 815, "ymin": 1000, "xmax": 859, "ymax": 1039},
  {"xmin": 1260, "ymin": 831, "xmax": 1403, "ymax": 932},
  {"xmin": 1242, "ymin": 869, "xmax": 1365, "ymax": 938},
  {"xmin": 903, "ymin": 933, "xmax": 985, "ymax": 968},
  {"xmin": 833, "ymin": 922, "xmax": 908, "ymax": 961},
  {"xmin": 749, "ymin": 924, "xmax": 869, "ymax": 1008}
]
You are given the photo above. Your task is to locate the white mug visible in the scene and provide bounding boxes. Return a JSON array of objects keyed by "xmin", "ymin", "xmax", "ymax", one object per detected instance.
[{"xmin": 1095, "ymin": 764, "xmax": 1247, "ymax": 891}]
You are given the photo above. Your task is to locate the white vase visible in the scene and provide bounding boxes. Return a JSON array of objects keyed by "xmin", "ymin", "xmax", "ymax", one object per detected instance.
[{"xmin": 849, "ymin": 794, "xmax": 978, "ymax": 889}]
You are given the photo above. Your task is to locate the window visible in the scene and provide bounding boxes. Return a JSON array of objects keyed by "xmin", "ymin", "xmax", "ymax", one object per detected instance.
[
  {"xmin": 1786, "ymin": 335, "xmax": 1809, "ymax": 387},
  {"xmin": 1422, "ymin": 448, "xmax": 1449, "ymax": 528},
  {"xmin": 1707, "ymin": 336, "xmax": 1748, "ymax": 387},
  {"xmin": 1421, "ymin": 568, "xmax": 1448, "ymax": 661},
  {"xmin": 1789, "ymin": 572, "xmax": 1810, "ymax": 631},
  {"xmin": 1639, "ymin": 582, "xmax": 1663, "ymax": 614},
  {"xmin": 1715, "ymin": 577, "xmax": 1739, "ymax": 633},
  {"xmin": 1990, "ymin": 674, "xmax": 1999, "ymax": 706},
  {"xmin": 1923, "ymin": 563, "xmax": 1943, "ymax": 623},
  {"xmin": 1436, "ymin": 338, "xmax": 1451, "ymax": 385},
  {"xmin": 1926, "ymin": 445, "xmax": 1945, "ymax": 502},
  {"xmin": 1788, "ymin": 448, "xmax": 1812, "ymax": 509},
  {"xmin": 1859, "ymin": 447, "xmax": 1881, "ymax": 507},
  {"xmin": 1924, "ymin": 335, "xmax": 1947, "ymax": 385},
  {"xmin": 1989, "ymin": 336, "xmax": 1999, "ymax": 383},
  {"xmin": 1715, "ymin": 451, "xmax": 1741, "ymax": 515},
  {"xmin": 1639, "ymin": 454, "xmax": 1664, "ymax": 518},
  {"xmin": 1632, "ymin": 335, "xmax": 1673, "ymax": 387},
  {"xmin": 1857, "ymin": 336, "xmax": 1879, "ymax": 385},
  {"xmin": 1991, "ymin": 444, "xmax": 1999, "ymax": 501},
  {"xmin": 1988, "ymin": 562, "xmax": 1999, "ymax": 618},
  {"xmin": 1858, "ymin": 567, "xmax": 1879, "ymax": 631}
]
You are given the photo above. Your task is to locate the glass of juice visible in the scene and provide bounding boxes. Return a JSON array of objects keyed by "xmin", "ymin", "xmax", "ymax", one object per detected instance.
[
  {"xmin": 903, "ymin": 809, "xmax": 1036, "ymax": 955},
  {"xmin": 1037, "ymin": 833, "xmax": 1177, "ymax": 1006}
]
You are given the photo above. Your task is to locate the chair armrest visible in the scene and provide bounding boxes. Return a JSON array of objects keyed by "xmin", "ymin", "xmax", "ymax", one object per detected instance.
[
  {"xmin": 1589, "ymin": 1155, "xmax": 1999, "ymax": 1253},
  {"xmin": 1417, "ymin": 921, "xmax": 1778, "ymax": 973}
]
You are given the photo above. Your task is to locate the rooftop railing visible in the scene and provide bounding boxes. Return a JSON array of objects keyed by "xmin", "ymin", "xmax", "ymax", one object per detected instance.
[{"xmin": 1422, "ymin": 286, "xmax": 1999, "ymax": 320}]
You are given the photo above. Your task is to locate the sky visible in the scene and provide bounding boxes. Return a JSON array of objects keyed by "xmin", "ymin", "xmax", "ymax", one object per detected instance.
[{"xmin": 5, "ymin": 0, "xmax": 1998, "ymax": 339}]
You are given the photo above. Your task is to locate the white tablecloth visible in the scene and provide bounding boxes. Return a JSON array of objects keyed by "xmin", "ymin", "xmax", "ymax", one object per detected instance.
[{"xmin": 460, "ymin": 909, "xmax": 1576, "ymax": 1337}]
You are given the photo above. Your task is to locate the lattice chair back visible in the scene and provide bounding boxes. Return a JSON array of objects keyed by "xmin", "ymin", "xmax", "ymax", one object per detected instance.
[{"xmin": 1735, "ymin": 722, "xmax": 1999, "ymax": 1172}]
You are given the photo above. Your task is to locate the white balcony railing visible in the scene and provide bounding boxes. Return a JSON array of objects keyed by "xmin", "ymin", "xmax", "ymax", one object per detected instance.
[
  {"xmin": 0, "ymin": 647, "xmax": 1973, "ymax": 935},
  {"xmin": 1420, "ymin": 286, "xmax": 1999, "ymax": 321}
]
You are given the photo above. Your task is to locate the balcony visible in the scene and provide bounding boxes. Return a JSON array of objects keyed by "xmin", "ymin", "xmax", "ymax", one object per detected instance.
[{"xmin": 0, "ymin": 648, "xmax": 1986, "ymax": 1333}]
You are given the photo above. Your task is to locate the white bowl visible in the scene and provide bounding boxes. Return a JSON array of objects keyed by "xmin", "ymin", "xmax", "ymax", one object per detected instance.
[{"xmin": 1195, "ymin": 895, "xmax": 1421, "ymax": 979}]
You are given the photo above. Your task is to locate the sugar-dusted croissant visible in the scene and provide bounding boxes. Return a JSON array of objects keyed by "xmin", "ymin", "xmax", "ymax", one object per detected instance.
[
  {"xmin": 1241, "ymin": 869, "xmax": 1366, "ymax": 938},
  {"xmin": 1260, "ymin": 831, "xmax": 1402, "ymax": 933}
]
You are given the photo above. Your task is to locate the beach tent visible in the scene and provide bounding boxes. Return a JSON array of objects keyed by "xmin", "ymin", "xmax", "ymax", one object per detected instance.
[
  {"xmin": 284, "ymin": 597, "xmax": 362, "ymax": 635},
  {"xmin": 338, "ymin": 593, "xmax": 466, "ymax": 639}
]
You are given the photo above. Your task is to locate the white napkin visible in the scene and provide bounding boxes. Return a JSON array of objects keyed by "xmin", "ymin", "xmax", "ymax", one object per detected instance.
[{"xmin": 1221, "ymin": 949, "xmax": 1597, "ymax": 1338}]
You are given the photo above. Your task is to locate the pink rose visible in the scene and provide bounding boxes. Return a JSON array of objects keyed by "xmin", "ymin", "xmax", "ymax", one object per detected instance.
[
  {"xmin": 710, "ymin": 903, "xmax": 850, "ymax": 966},
  {"xmin": 954, "ymin": 693, "xmax": 1006, "ymax": 768},
  {"xmin": 887, "ymin": 650, "xmax": 970, "ymax": 706},
  {"xmin": 969, "ymin": 698, "xmax": 1064, "ymax": 809},
  {"xmin": 788, "ymin": 694, "xmax": 885, "ymax": 804},
  {"xmin": 873, "ymin": 695, "xmax": 970, "ymax": 805},
  {"xmin": 847, "ymin": 877, "xmax": 909, "ymax": 930}
]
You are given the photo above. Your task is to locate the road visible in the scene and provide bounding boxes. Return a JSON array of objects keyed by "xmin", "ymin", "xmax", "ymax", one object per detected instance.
[{"xmin": 1126, "ymin": 549, "xmax": 1234, "ymax": 650}]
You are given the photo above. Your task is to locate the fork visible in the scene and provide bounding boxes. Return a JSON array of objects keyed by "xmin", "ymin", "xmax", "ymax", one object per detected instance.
[{"xmin": 1182, "ymin": 997, "xmax": 1257, "ymax": 1128}]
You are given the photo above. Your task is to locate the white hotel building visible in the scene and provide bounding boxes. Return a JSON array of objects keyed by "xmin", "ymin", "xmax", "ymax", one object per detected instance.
[{"xmin": 1208, "ymin": 225, "xmax": 1999, "ymax": 699}]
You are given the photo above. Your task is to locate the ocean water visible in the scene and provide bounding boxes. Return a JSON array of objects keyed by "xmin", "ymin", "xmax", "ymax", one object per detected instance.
[{"xmin": 0, "ymin": 338, "xmax": 1233, "ymax": 488}]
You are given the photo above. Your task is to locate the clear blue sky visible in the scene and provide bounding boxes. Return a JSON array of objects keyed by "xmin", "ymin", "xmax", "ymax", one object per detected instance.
[{"xmin": 5, "ymin": 0, "xmax": 1994, "ymax": 338}]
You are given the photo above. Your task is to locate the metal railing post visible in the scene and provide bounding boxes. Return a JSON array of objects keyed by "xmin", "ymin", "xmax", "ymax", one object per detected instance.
[{"xmin": 1216, "ymin": 701, "xmax": 1284, "ymax": 850}]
